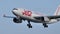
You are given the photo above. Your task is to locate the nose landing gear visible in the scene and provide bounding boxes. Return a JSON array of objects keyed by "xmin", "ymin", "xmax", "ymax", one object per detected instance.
[
  {"xmin": 27, "ymin": 24, "xmax": 32, "ymax": 28},
  {"xmin": 27, "ymin": 21, "xmax": 32, "ymax": 28}
]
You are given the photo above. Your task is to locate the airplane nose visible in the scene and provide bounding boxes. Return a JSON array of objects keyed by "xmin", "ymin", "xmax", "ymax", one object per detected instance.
[
  {"xmin": 12, "ymin": 8, "xmax": 18, "ymax": 12},
  {"xmin": 12, "ymin": 10, "xmax": 17, "ymax": 15},
  {"xmin": 12, "ymin": 10, "xmax": 15, "ymax": 13},
  {"xmin": 12, "ymin": 9, "xmax": 17, "ymax": 13}
]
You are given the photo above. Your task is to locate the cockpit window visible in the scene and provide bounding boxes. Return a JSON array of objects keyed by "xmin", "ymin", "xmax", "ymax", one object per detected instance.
[{"xmin": 13, "ymin": 8, "xmax": 18, "ymax": 10}]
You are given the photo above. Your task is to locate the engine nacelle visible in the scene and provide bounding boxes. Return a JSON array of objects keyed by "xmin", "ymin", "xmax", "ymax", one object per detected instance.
[
  {"xmin": 44, "ymin": 17, "xmax": 50, "ymax": 22},
  {"xmin": 34, "ymin": 16, "xmax": 50, "ymax": 22},
  {"xmin": 13, "ymin": 18, "xmax": 22, "ymax": 23}
]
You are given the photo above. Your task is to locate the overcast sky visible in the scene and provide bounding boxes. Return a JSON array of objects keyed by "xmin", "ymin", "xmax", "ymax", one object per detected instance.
[{"xmin": 0, "ymin": 0, "xmax": 60, "ymax": 34}]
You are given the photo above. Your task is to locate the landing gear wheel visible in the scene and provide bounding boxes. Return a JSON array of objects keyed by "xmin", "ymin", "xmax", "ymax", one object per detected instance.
[
  {"xmin": 43, "ymin": 23, "xmax": 48, "ymax": 28},
  {"xmin": 27, "ymin": 24, "xmax": 32, "ymax": 28},
  {"xmin": 44, "ymin": 25, "xmax": 48, "ymax": 28}
]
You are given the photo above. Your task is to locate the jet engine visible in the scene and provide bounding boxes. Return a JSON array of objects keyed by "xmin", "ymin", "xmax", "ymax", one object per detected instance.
[
  {"xmin": 34, "ymin": 16, "xmax": 50, "ymax": 22},
  {"xmin": 44, "ymin": 17, "xmax": 50, "ymax": 22},
  {"xmin": 13, "ymin": 17, "xmax": 22, "ymax": 23}
]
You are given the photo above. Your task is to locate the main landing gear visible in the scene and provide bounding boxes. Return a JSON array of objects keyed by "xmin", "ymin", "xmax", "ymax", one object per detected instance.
[
  {"xmin": 27, "ymin": 21, "xmax": 48, "ymax": 28},
  {"xmin": 27, "ymin": 21, "xmax": 32, "ymax": 28},
  {"xmin": 43, "ymin": 23, "xmax": 48, "ymax": 28}
]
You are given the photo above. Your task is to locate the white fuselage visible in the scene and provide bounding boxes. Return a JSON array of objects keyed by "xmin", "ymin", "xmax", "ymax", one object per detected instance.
[{"xmin": 12, "ymin": 8, "xmax": 58, "ymax": 24}]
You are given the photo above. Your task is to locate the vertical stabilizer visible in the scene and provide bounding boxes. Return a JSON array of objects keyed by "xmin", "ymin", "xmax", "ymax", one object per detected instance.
[{"xmin": 54, "ymin": 5, "xmax": 60, "ymax": 16}]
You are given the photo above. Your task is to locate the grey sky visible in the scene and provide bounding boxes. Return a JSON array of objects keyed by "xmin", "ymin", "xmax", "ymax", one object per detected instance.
[{"xmin": 0, "ymin": 0, "xmax": 60, "ymax": 34}]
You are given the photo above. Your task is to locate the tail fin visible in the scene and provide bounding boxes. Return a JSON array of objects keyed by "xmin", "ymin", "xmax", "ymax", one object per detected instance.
[{"xmin": 54, "ymin": 5, "xmax": 60, "ymax": 16}]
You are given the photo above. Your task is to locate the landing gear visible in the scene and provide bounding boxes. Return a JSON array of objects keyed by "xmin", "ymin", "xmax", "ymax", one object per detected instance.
[
  {"xmin": 43, "ymin": 23, "xmax": 48, "ymax": 28},
  {"xmin": 27, "ymin": 24, "xmax": 32, "ymax": 28},
  {"xmin": 27, "ymin": 21, "xmax": 32, "ymax": 28}
]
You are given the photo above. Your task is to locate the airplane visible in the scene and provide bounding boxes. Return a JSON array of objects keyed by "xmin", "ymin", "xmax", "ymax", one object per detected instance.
[{"xmin": 3, "ymin": 5, "xmax": 60, "ymax": 28}]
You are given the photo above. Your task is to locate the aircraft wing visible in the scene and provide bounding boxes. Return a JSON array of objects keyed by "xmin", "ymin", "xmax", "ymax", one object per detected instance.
[
  {"xmin": 3, "ymin": 14, "xmax": 16, "ymax": 18},
  {"xmin": 46, "ymin": 16, "xmax": 60, "ymax": 19},
  {"xmin": 34, "ymin": 15, "xmax": 60, "ymax": 19}
]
